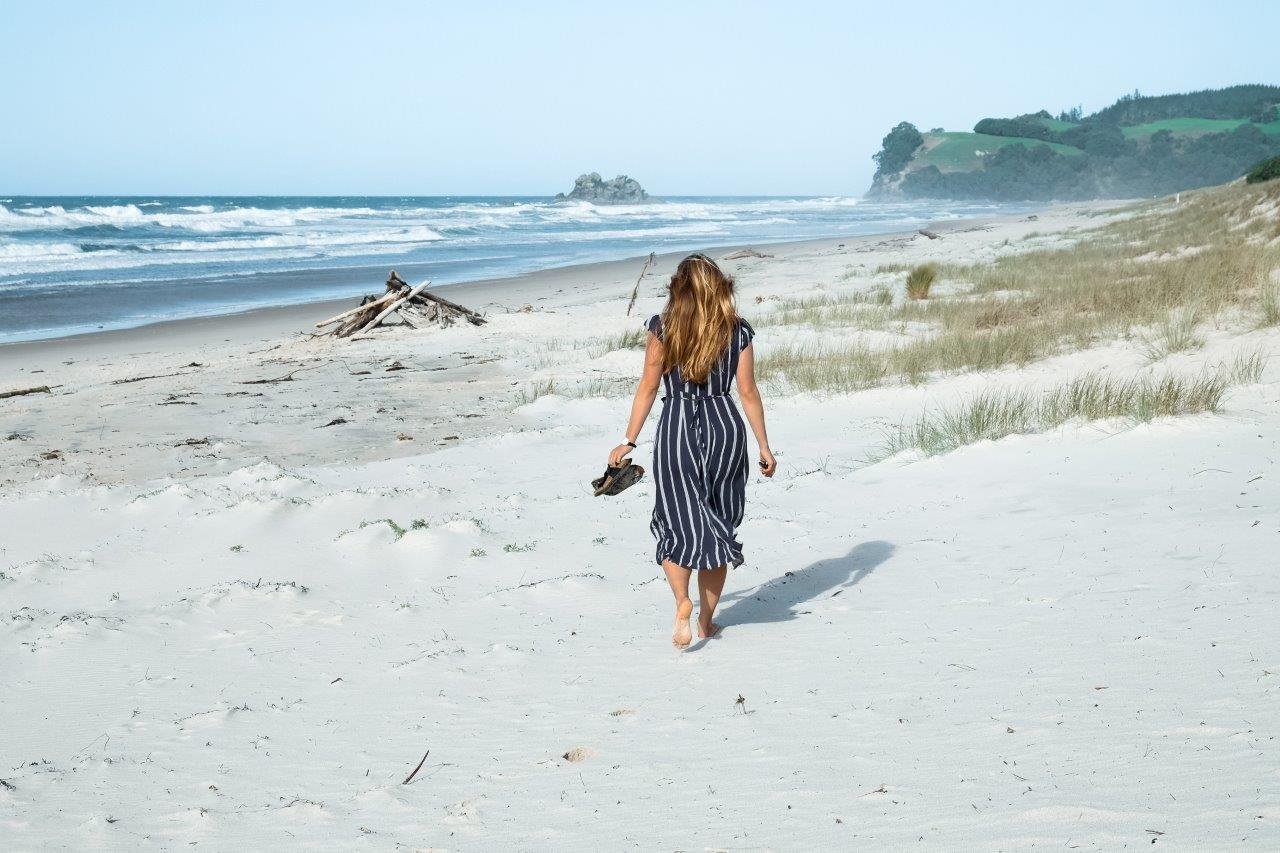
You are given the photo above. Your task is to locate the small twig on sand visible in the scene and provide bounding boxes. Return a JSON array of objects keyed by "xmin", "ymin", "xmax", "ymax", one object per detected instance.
[
  {"xmin": 402, "ymin": 751, "xmax": 430, "ymax": 785},
  {"xmin": 626, "ymin": 252, "xmax": 656, "ymax": 317},
  {"xmin": 241, "ymin": 366, "xmax": 316, "ymax": 385},
  {"xmin": 0, "ymin": 385, "xmax": 51, "ymax": 399},
  {"xmin": 111, "ymin": 373, "xmax": 185, "ymax": 385},
  {"xmin": 489, "ymin": 572, "xmax": 605, "ymax": 595}
]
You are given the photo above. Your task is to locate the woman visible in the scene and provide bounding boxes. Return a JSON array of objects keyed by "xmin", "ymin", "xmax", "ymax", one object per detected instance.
[{"xmin": 608, "ymin": 253, "xmax": 776, "ymax": 648}]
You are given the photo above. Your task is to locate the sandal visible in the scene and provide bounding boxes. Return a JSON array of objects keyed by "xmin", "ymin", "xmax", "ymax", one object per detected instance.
[{"xmin": 592, "ymin": 458, "xmax": 645, "ymax": 496}]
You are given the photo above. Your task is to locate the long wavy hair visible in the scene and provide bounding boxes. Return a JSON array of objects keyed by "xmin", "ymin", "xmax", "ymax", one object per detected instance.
[{"xmin": 660, "ymin": 253, "xmax": 738, "ymax": 383}]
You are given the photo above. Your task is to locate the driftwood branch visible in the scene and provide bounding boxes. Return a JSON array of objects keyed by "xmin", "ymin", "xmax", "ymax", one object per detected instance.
[
  {"xmin": 314, "ymin": 292, "xmax": 398, "ymax": 328},
  {"xmin": 110, "ymin": 372, "xmax": 184, "ymax": 386},
  {"xmin": 240, "ymin": 366, "xmax": 315, "ymax": 385},
  {"xmin": 402, "ymin": 751, "xmax": 430, "ymax": 785},
  {"xmin": 1, "ymin": 385, "xmax": 51, "ymax": 399},
  {"xmin": 626, "ymin": 252, "xmax": 656, "ymax": 317}
]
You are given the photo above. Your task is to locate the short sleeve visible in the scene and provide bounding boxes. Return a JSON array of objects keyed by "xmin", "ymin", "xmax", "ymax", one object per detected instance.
[
  {"xmin": 646, "ymin": 313, "xmax": 663, "ymax": 341},
  {"xmin": 738, "ymin": 318, "xmax": 755, "ymax": 350}
]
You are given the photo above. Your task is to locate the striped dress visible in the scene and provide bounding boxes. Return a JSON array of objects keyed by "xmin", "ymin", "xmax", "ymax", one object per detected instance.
[{"xmin": 645, "ymin": 313, "xmax": 755, "ymax": 571}]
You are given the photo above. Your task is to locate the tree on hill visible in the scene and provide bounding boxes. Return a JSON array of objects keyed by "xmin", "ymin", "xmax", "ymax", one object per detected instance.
[
  {"xmin": 1087, "ymin": 84, "xmax": 1280, "ymax": 125},
  {"xmin": 1056, "ymin": 122, "xmax": 1128, "ymax": 157},
  {"xmin": 872, "ymin": 122, "xmax": 924, "ymax": 181}
]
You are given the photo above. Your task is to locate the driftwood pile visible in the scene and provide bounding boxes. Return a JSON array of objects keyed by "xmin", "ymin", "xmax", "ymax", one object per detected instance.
[{"xmin": 316, "ymin": 271, "xmax": 486, "ymax": 337}]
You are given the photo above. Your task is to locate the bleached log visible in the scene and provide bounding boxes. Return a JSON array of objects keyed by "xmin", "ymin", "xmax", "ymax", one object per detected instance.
[
  {"xmin": 335, "ymin": 306, "xmax": 380, "ymax": 338},
  {"xmin": 1, "ymin": 385, "xmax": 51, "ymax": 399},
  {"xmin": 416, "ymin": 290, "xmax": 486, "ymax": 323},
  {"xmin": 356, "ymin": 280, "xmax": 433, "ymax": 335},
  {"xmin": 315, "ymin": 292, "xmax": 398, "ymax": 328}
]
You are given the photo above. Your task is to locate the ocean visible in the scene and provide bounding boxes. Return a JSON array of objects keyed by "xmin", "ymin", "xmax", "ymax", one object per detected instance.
[{"xmin": 0, "ymin": 195, "xmax": 1030, "ymax": 343}]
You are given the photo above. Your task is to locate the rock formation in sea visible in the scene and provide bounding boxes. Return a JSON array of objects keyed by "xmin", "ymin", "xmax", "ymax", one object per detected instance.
[{"xmin": 555, "ymin": 172, "xmax": 648, "ymax": 203}]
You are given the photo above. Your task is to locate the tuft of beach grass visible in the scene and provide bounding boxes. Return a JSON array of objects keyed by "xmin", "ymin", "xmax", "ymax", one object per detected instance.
[
  {"xmin": 1140, "ymin": 305, "xmax": 1203, "ymax": 362},
  {"xmin": 905, "ymin": 263, "xmax": 938, "ymax": 300},
  {"xmin": 876, "ymin": 364, "xmax": 1253, "ymax": 460}
]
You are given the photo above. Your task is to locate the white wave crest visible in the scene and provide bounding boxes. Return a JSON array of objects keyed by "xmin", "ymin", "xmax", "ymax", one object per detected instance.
[{"xmin": 0, "ymin": 203, "xmax": 383, "ymax": 234}]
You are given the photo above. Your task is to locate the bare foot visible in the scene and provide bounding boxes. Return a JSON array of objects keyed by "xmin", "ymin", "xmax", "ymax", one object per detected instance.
[
  {"xmin": 697, "ymin": 618, "xmax": 721, "ymax": 639},
  {"xmin": 672, "ymin": 599, "xmax": 693, "ymax": 648}
]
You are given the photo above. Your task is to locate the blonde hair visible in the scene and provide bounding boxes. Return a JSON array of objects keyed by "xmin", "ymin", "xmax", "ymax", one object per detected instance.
[{"xmin": 659, "ymin": 253, "xmax": 738, "ymax": 383}]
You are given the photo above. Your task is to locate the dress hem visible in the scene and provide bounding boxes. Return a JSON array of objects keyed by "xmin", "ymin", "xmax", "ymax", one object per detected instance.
[{"xmin": 655, "ymin": 553, "xmax": 745, "ymax": 572}]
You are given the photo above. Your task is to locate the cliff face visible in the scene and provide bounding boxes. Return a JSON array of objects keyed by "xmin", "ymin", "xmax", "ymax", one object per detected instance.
[{"xmin": 555, "ymin": 173, "xmax": 648, "ymax": 203}]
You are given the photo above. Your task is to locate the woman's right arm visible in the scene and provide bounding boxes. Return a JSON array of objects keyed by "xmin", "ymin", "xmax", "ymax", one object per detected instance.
[{"xmin": 735, "ymin": 343, "xmax": 776, "ymax": 477}]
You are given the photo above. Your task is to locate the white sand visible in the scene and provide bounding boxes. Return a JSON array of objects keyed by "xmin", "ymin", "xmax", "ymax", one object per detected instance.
[{"xmin": 3, "ymin": 206, "xmax": 1278, "ymax": 849}]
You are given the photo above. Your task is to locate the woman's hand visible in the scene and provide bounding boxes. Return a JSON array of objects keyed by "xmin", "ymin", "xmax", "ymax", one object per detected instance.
[
  {"xmin": 758, "ymin": 447, "xmax": 777, "ymax": 478},
  {"xmin": 608, "ymin": 443, "xmax": 634, "ymax": 467}
]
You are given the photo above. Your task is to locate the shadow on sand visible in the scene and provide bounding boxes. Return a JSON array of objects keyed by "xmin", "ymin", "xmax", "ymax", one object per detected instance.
[{"xmin": 686, "ymin": 540, "xmax": 895, "ymax": 651}]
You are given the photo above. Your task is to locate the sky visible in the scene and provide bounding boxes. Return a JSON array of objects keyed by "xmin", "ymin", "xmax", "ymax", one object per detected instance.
[{"xmin": 2, "ymin": 1, "xmax": 1278, "ymax": 196}]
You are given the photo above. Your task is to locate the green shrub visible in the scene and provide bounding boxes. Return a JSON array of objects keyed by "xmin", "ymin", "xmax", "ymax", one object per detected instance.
[
  {"xmin": 905, "ymin": 264, "xmax": 938, "ymax": 300},
  {"xmin": 1245, "ymin": 154, "xmax": 1280, "ymax": 184}
]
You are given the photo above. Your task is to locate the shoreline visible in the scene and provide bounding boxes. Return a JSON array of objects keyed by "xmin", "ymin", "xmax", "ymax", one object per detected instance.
[{"xmin": 0, "ymin": 213, "xmax": 1004, "ymax": 361}]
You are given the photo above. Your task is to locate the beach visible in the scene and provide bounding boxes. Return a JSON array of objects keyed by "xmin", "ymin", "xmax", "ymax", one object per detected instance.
[{"xmin": 3, "ymin": 199, "xmax": 1279, "ymax": 849}]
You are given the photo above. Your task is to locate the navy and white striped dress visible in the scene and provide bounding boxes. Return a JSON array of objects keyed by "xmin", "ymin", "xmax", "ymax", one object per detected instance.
[{"xmin": 645, "ymin": 313, "xmax": 755, "ymax": 571}]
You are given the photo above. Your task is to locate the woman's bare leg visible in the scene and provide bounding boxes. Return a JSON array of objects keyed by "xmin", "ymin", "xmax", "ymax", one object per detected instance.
[
  {"xmin": 697, "ymin": 565, "xmax": 728, "ymax": 638},
  {"xmin": 662, "ymin": 559, "xmax": 693, "ymax": 648}
]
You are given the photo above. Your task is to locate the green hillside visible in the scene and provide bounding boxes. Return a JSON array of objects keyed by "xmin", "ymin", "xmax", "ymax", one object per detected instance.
[
  {"xmin": 1121, "ymin": 117, "xmax": 1280, "ymax": 139},
  {"xmin": 869, "ymin": 84, "xmax": 1280, "ymax": 200},
  {"xmin": 919, "ymin": 131, "xmax": 1084, "ymax": 172}
]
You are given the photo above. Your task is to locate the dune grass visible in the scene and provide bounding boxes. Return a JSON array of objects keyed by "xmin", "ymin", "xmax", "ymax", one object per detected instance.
[
  {"xmin": 757, "ymin": 180, "xmax": 1280, "ymax": 394},
  {"xmin": 1141, "ymin": 305, "xmax": 1203, "ymax": 362},
  {"xmin": 1259, "ymin": 282, "xmax": 1280, "ymax": 327},
  {"xmin": 905, "ymin": 263, "xmax": 938, "ymax": 300},
  {"xmin": 877, "ymin": 351, "xmax": 1266, "ymax": 459},
  {"xmin": 594, "ymin": 327, "xmax": 646, "ymax": 356},
  {"xmin": 515, "ymin": 374, "xmax": 634, "ymax": 405}
]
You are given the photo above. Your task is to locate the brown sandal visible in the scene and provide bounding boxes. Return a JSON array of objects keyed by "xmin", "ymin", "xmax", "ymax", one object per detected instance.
[{"xmin": 592, "ymin": 458, "xmax": 645, "ymax": 496}]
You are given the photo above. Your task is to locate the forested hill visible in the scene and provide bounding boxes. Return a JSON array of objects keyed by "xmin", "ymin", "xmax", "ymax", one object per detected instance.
[{"xmin": 869, "ymin": 85, "xmax": 1280, "ymax": 200}]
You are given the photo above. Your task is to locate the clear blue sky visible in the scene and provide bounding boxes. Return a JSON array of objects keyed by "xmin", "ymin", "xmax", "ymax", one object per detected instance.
[{"xmin": 3, "ymin": 1, "xmax": 1277, "ymax": 196}]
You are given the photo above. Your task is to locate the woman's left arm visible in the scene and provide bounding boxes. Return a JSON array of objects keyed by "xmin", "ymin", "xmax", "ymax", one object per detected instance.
[{"xmin": 608, "ymin": 331, "xmax": 664, "ymax": 465}]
